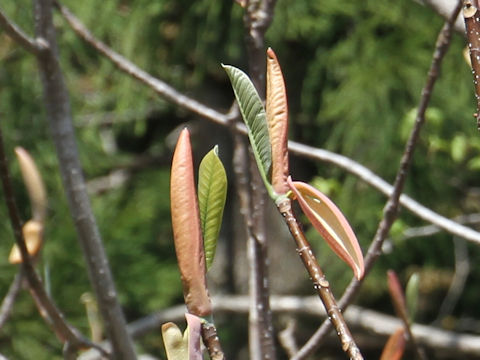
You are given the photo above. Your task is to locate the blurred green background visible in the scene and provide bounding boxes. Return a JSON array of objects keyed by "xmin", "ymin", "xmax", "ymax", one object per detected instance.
[{"xmin": 1, "ymin": 0, "xmax": 480, "ymax": 358}]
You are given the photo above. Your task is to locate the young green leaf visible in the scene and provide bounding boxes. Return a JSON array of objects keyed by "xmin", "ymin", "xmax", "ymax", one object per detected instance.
[
  {"xmin": 406, "ymin": 272, "xmax": 419, "ymax": 322},
  {"xmin": 222, "ymin": 64, "xmax": 273, "ymax": 196},
  {"xmin": 287, "ymin": 176, "xmax": 364, "ymax": 280},
  {"xmin": 266, "ymin": 48, "xmax": 289, "ymax": 195},
  {"xmin": 170, "ymin": 128, "xmax": 212, "ymax": 317},
  {"xmin": 198, "ymin": 145, "xmax": 227, "ymax": 270}
]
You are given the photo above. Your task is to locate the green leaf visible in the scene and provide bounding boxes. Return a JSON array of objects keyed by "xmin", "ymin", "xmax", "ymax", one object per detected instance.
[
  {"xmin": 198, "ymin": 145, "xmax": 228, "ymax": 270},
  {"xmin": 406, "ymin": 272, "xmax": 419, "ymax": 322},
  {"xmin": 222, "ymin": 64, "xmax": 273, "ymax": 196}
]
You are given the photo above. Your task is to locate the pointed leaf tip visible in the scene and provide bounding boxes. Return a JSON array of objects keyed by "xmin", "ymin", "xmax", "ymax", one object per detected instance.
[
  {"xmin": 266, "ymin": 48, "xmax": 289, "ymax": 195},
  {"xmin": 287, "ymin": 177, "xmax": 364, "ymax": 280},
  {"xmin": 170, "ymin": 129, "xmax": 212, "ymax": 316},
  {"xmin": 198, "ymin": 145, "xmax": 227, "ymax": 269},
  {"xmin": 223, "ymin": 64, "xmax": 274, "ymax": 197}
]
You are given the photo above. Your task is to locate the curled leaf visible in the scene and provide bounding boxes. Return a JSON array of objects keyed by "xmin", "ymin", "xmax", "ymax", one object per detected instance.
[
  {"xmin": 170, "ymin": 128, "xmax": 212, "ymax": 316},
  {"xmin": 14, "ymin": 147, "xmax": 47, "ymax": 222},
  {"xmin": 161, "ymin": 314, "xmax": 203, "ymax": 360},
  {"xmin": 287, "ymin": 177, "xmax": 364, "ymax": 280},
  {"xmin": 162, "ymin": 322, "xmax": 188, "ymax": 360},
  {"xmin": 8, "ymin": 220, "xmax": 44, "ymax": 264},
  {"xmin": 380, "ymin": 327, "xmax": 406, "ymax": 360},
  {"xmin": 266, "ymin": 48, "xmax": 289, "ymax": 195},
  {"xmin": 222, "ymin": 64, "xmax": 273, "ymax": 197},
  {"xmin": 185, "ymin": 313, "xmax": 203, "ymax": 360},
  {"xmin": 198, "ymin": 145, "xmax": 227, "ymax": 270}
]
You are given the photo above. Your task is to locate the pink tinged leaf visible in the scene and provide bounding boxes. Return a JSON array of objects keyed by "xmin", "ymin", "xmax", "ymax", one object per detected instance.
[
  {"xmin": 185, "ymin": 313, "xmax": 203, "ymax": 360},
  {"xmin": 266, "ymin": 48, "xmax": 289, "ymax": 195},
  {"xmin": 170, "ymin": 128, "xmax": 212, "ymax": 317},
  {"xmin": 287, "ymin": 177, "xmax": 364, "ymax": 280},
  {"xmin": 387, "ymin": 270, "xmax": 409, "ymax": 322},
  {"xmin": 380, "ymin": 327, "xmax": 406, "ymax": 360}
]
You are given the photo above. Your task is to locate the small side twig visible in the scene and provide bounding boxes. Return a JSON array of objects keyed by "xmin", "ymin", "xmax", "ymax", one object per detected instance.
[
  {"xmin": 292, "ymin": 2, "xmax": 463, "ymax": 359},
  {"xmin": 278, "ymin": 319, "xmax": 299, "ymax": 358},
  {"xmin": 0, "ymin": 270, "xmax": 23, "ymax": 330},
  {"xmin": 434, "ymin": 237, "xmax": 470, "ymax": 324},
  {"xmin": 0, "ymin": 6, "xmax": 46, "ymax": 54}
]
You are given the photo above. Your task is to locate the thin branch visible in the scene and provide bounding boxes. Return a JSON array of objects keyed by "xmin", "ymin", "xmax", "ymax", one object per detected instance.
[
  {"xmin": 278, "ymin": 199, "xmax": 363, "ymax": 360},
  {"xmin": 287, "ymin": 141, "xmax": 480, "ymax": 246},
  {"xmin": 55, "ymin": 1, "xmax": 480, "ymax": 247},
  {"xmin": 33, "ymin": 0, "xmax": 136, "ymax": 358},
  {"xmin": 398, "ymin": 213, "xmax": 480, "ymax": 240},
  {"xmin": 54, "ymin": 1, "xmax": 231, "ymax": 125},
  {"xmin": 0, "ymin": 271, "xmax": 23, "ymax": 330},
  {"xmin": 0, "ymin": 122, "xmax": 107, "ymax": 357},
  {"xmin": 292, "ymin": 3, "xmax": 463, "ymax": 358},
  {"xmin": 434, "ymin": 237, "xmax": 470, "ymax": 324},
  {"xmin": 278, "ymin": 319, "xmax": 299, "ymax": 358},
  {"xmin": 0, "ymin": 6, "xmax": 46, "ymax": 54},
  {"xmin": 122, "ymin": 296, "xmax": 480, "ymax": 358}
]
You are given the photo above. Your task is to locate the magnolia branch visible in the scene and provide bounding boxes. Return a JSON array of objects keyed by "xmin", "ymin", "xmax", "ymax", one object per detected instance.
[
  {"xmin": 54, "ymin": 1, "xmax": 480, "ymax": 248},
  {"xmin": 293, "ymin": 2, "xmax": 463, "ymax": 358}
]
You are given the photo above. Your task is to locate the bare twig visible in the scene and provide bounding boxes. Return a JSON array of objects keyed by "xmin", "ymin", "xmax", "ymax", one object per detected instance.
[
  {"xmin": 397, "ymin": 213, "xmax": 480, "ymax": 240},
  {"xmin": 292, "ymin": 3, "xmax": 463, "ymax": 358},
  {"xmin": 278, "ymin": 199, "xmax": 363, "ymax": 360},
  {"xmin": 54, "ymin": 1, "xmax": 231, "ymax": 125},
  {"xmin": 0, "ymin": 122, "xmax": 107, "ymax": 357},
  {"xmin": 0, "ymin": 6, "xmax": 46, "ymax": 54},
  {"xmin": 33, "ymin": 0, "xmax": 136, "ymax": 358},
  {"xmin": 0, "ymin": 271, "xmax": 23, "ymax": 330},
  {"xmin": 278, "ymin": 319, "xmax": 299, "ymax": 358},
  {"xmin": 287, "ymin": 141, "xmax": 480, "ymax": 245},
  {"xmin": 434, "ymin": 237, "xmax": 470, "ymax": 324}
]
